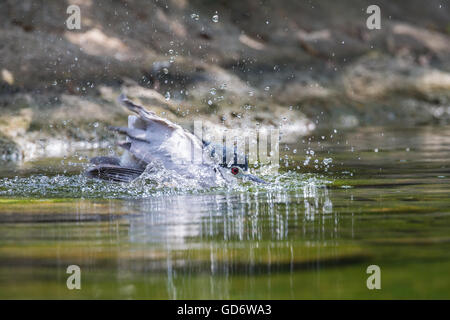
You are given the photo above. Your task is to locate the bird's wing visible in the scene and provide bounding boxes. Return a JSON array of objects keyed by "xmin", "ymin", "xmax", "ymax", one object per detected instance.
[
  {"xmin": 115, "ymin": 94, "xmax": 210, "ymax": 172},
  {"xmin": 118, "ymin": 94, "xmax": 178, "ymax": 130},
  {"xmin": 109, "ymin": 126, "xmax": 150, "ymax": 143},
  {"xmin": 90, "ymin": 156, "xmax": 121, "ymax": 166},
  {"xmin": 87, "ymin": 95, "xmax": 220, "ymax": 183},
  {"xmin": 86, "ymin": 164, "xmax": 144, "ymax": 183}
]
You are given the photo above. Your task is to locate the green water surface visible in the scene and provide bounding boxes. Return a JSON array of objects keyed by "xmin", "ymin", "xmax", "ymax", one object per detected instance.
[{"xmin": 0, "ymin": 126, "xmax": 449, "ymax": 299}]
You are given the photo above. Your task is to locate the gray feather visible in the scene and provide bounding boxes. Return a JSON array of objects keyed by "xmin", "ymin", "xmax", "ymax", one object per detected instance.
[
  {"xmin": 86, "ymin": 164, "xmax": 144, "ymax": 183},
  {"xmin": 90, "ymin": 156, "xmax": 121, "ymax": 166}
]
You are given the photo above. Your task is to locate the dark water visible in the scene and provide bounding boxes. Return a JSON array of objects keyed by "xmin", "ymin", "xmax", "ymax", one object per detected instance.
[{"xmin": 0, "ymin": 126, "xmax": 449, "ymax": 299}]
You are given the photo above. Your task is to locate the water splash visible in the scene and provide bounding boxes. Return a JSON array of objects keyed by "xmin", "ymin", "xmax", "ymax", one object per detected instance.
[{"xmin": 0, "ymin": 170, "xmax": 331, "ymax": 199}]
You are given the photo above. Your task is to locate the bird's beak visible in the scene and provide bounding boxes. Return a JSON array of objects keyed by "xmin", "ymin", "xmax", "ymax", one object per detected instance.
[{"xmin": 243, "ymin": 173, "xmax": 267, "ymax": 184}]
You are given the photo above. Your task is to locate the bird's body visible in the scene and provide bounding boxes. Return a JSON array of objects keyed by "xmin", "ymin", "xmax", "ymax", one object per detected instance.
[{"xmin": 86, "ymin": 95, "xmax": 265, "ymax": 187}]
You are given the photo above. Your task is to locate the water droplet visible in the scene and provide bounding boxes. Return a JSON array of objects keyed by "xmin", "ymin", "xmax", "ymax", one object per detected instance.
[
  {"xmin": 212, "ymin": 15, "xmax": 219, "ymax": 23},
  {"xmin": 165, "ymin": 92, "xmax": 171, "ymax": 101},
  {"xmin": 190, "ymin": 13, "xmax": 199, "ymax": 21}
]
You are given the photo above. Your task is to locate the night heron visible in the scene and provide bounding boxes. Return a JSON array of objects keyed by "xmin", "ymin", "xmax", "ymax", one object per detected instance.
[{"xmin": 86, "ymin": 94, "xmax": 266, "ymax": 187}]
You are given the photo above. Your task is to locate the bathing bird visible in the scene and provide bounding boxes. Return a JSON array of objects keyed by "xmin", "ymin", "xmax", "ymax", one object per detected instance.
[{"xmin": 86, "ymin": 94, "xmax": 265, "ymax": 186}]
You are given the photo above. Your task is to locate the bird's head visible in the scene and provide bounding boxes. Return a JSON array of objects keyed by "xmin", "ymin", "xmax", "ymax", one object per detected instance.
[{"xmin": 220, "ymin": 164, "xmax": 266, "ymax": 184}]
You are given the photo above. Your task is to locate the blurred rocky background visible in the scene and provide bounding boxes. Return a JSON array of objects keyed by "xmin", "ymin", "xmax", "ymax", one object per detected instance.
[{"xmin": 1, "ymin": 0, "xmax": 450, "ymax": 161}]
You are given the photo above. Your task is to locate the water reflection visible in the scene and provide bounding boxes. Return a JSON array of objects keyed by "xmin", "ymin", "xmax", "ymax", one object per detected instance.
[
  {"xmin": 2, "ymin": 126, "xmax": 450, "ymax": 298},
  {"xmin": 125, "ymin": 183, "xmax": 335, "ymax": 245},
  {"xmin": 111, "ymin": 183, "xmax": 342, "ymax": 298}
]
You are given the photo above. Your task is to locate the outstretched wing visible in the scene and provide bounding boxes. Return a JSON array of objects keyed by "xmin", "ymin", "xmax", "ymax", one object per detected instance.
[
  {"xmin": 86, "ymin": 94, "xmax": 221, "ymax": 183},
  {"xmin": 118, "ymin": 94, "xmax": 177, "ymax": 130},
  {"xmin": 115, "ymin": 94, "xmax": 209, "ymax": 173}
]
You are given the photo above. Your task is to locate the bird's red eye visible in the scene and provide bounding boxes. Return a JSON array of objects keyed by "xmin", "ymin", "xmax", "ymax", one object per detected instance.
[{"xmin": 231, "ymin": 167, "xmax": 239, "ymax": 175}]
